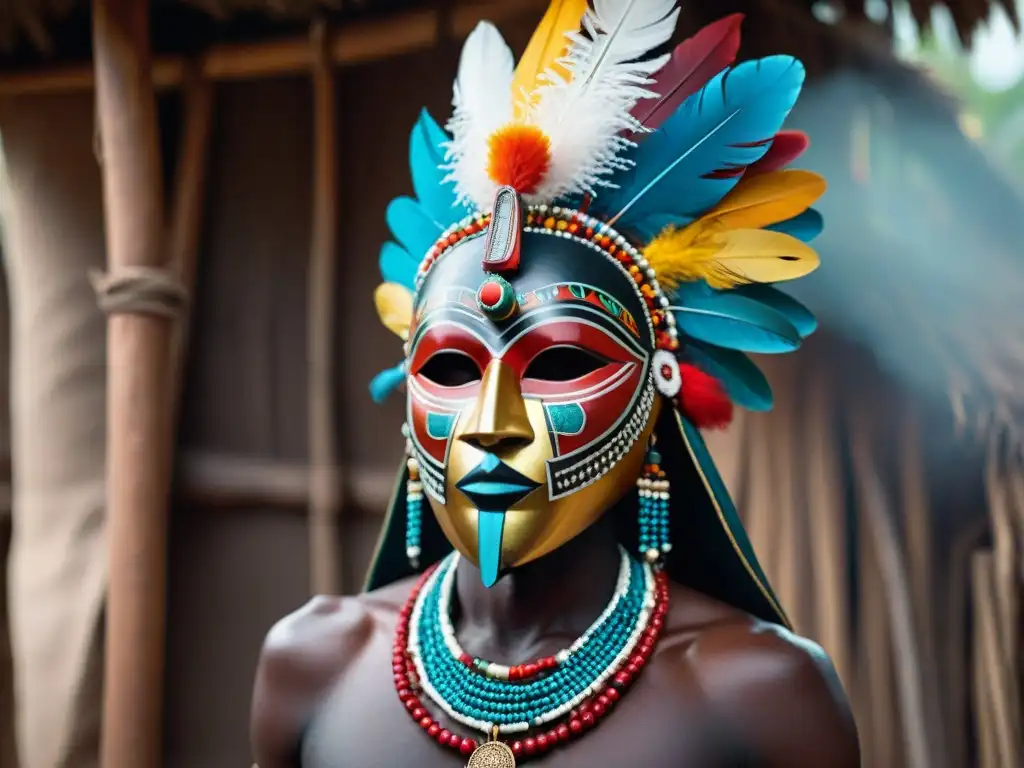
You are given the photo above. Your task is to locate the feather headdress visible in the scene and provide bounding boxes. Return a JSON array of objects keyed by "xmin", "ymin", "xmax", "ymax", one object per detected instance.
[{"xmin": 371, "ymin": 4, "xmax": 826, "ymax": 429}]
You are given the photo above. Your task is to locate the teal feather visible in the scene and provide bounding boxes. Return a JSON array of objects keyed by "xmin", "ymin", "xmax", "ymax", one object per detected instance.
[
  {"xmin": 670, "ymin": 290, "xmax": 802, "ymax": 353},
  {"xmin": 733, "ymin": 284, "xmax": 817, "ymax": 338},
  {"xmin": 767, "ymin": 208, "xmax": 823, "ymax": 242},
  {"xmin": 379, "ymin": 241, "xmax": 418, "ymax": 290},
  {"xmin": 686, "ymin": 340, "xmax": 774, "ymax": 411},
  {"xmin": 409, "ymin": 109, "xmax": 464, "ymax": 228},
  {"xmin": 369, "ymin": 363, "xmax": 407, "ymax": 404},
  {"xmin": 386, "ymin": 196, "xmax": 442, "ymax": 261},
  {"xmin": 597, "ymin": 56, "xmax": 805, "ymax": 225}
]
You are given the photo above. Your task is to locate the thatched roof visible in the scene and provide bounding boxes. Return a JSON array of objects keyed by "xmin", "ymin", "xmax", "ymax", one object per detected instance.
[
  {"xmin": 0, "ymin": 0, "xmax": 1018, "ymax": 60},
  {"xmin": 0, "ymin": 0, "xmax": 423, "ymax": 58}
]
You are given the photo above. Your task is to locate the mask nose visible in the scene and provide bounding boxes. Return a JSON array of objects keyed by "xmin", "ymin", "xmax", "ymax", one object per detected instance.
[{"xmin": 459, "ymin": 360, "xmax": 534, "ymax": 450}]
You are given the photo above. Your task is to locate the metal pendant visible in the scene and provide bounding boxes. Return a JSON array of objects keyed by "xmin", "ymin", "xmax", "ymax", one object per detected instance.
[
  {"xmin": 467, "ymin": 726, "xmax": 516, "ymax": 768},
  {"xmin": 466, "ymin": 740, "xmax": 516, "ymax": 768}
]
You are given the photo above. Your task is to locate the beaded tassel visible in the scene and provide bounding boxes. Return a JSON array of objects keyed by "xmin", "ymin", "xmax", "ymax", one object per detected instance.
[
  {"xmin": 406, "ymin": 447, "xmax": 423, "ymax": 570},
  {"xmin": 637, "ymin": 439, "xmax": 671, "ymax": 564}
]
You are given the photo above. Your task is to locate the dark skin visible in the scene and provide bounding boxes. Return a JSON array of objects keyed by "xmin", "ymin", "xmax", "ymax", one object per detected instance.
[{"xmin": 251, "ymin": 513, "xmax": 860, "ymax": 767}]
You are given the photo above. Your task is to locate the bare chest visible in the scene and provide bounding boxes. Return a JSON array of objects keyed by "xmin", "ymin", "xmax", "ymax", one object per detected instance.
[{"xmin": 300, "ymin": 641, "xmax": 743, "ymax": 768}]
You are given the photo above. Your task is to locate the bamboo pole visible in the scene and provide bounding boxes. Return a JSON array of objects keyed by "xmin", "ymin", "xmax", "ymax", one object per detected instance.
[
  {"xmin": 168, "ymin": 66, "xmax": 215, "ymax": 423},
  {"xmin": 91, "ymin": 2, "xmax": 174, "ymax": 767},
  {"xmin": 0, "ymin": 0, "xmax": 548, "ymax": 97},
  {"xmin": 307, "ymin": 19, "xmax": 341, "ymax": 596},
  {"xmin": 176, "ymin": 450, "xmax": 394, "ymax": 512}
]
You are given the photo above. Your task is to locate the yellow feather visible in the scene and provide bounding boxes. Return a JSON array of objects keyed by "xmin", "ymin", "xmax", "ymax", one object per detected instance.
[
  {"xmin": 374, "ymin": 282, "xmax": 414, "ymax": 340},
  {"xmin": 645, "ymin": 226, "xmax": 820, "ymax": 290},
  {"xmin": 703, "ymin": 170, "xmax": 827, "ymax": 230},
  {"xmin": 511, "ymin": 0, "xmax": 587, "ymax": 116}
]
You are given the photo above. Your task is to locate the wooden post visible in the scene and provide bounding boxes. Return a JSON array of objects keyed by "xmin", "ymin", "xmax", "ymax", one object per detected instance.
[
  {"xmin": 307, "ymin": 19, "xmax": 342, "ymax": 595},
  {"xmin": 92, "ymin": 2, "xmax": 174, "ymax": 767}
]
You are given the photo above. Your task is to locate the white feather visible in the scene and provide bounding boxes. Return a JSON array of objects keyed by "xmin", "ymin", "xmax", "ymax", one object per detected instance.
[
  {"xmin": 525, "ymin": 0, "xmax": 680, "ymax": 203},
  {"xmin": 444, "ymin": 22, "xmax": 515, "ymax": 211}
]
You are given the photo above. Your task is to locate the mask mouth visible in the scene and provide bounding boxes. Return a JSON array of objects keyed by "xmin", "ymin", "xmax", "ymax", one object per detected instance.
[
  {"xmin": 455, "ymin": 452, "xmax": 540, "ymax": 511},
  {"xmin": 455, "ymin": 452, "xmax": 541, "ymax": 588}
]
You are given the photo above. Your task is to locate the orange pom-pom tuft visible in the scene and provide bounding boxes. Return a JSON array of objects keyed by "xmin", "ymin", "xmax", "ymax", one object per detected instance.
[
  {"xmin": 487, "ymin": 124, "xmax": 552, "ymax": 195},
  {"xmin": 678, "ymin": 363, "xmax": 734, "ymax": 430}
]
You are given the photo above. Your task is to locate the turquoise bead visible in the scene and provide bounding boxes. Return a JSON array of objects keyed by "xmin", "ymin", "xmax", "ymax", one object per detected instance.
[{"xmin": 413, "ymin": 554, "xmax": 648, "ymax": 724}]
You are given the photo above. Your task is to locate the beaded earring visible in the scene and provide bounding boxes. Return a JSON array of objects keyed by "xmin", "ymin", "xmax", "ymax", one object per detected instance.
[
  {"xmin": 637, "ymin": 437, "xmax": 671, "ymax": 564},
  {"xmin": 404, "ymin": 433, "xmax": 423, "ymax": 570}
]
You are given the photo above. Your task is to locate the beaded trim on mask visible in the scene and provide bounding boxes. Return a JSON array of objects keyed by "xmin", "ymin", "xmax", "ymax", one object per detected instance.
[{"xmin": 414, "ymin": 206, "xmax": 681, "ymax": 354}]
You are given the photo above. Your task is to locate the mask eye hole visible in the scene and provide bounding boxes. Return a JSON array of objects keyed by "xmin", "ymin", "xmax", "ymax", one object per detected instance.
[
  {"xmin": 418, "ymin": 351, "xmax": 482, "ymax": 387},
  {"xmin": 524, "ymin": 347, "xmax": 609, "ymax": 382}
]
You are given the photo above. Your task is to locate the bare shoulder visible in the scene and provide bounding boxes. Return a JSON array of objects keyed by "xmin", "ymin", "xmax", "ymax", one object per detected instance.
[
  {"xmin": 250, "ymin": 579, "xmax": 414, "ymax": 768},
  {"xmin": 681, "ymin": 610, "xmax": 860, "ymax": 768}
]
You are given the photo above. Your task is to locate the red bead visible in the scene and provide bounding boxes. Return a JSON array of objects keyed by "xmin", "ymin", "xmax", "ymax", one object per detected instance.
[
  {"xmin": 460, "ymin": 738, "xmax": 476, "ymax": 755},
  {"xmin": 412, "ymin": 707, "xmax": 426, "ymax": 720},
  {"xmin": 397, "ymin": 688, "xmax": 413, "ymax": 701},
  {"xmin": 581, "ymin": 711, "xmax": 596, "ymax": 728},
  {"xmin": 545, "ymin": 729, "xmax": 559, "ymax": 745},
  {"xmin": 614, "ymin": 671, "xmax": 631, "ymax": 686},
  {"xmin": 523, "ymin": 737, "xmax": 537, "ymax": 755},
  {"xmin": 569, "ymin": 718, "xmax": 583, "ymax": 734},
  {"xmin": 448, "ymin": 732, "xmax": 462, "ymax": 748},
  {"xmin": 394, "ymin": 675, "xmax": 409, "ymax": 687},
  {"xmin": 459, "ymin": 653, "xmax": 473, "ymax": 666},
  {"xmin": 556, "ymin": 724, "xmax": 570, "ymax": 740},
  {"xmin": 523, "ymin": 663, "xmax": 538, "ymax": 678},
  {"xmin": 512, "ymin": 742, "xmax": 523, "ymax": 756},
  {"xmin": 437, "ymin": 729, "xmax": 452, "ymax": 745},
  {"xmin": 597, "ymin": 694, "xmax": 611, "ymax": 708},
  {"xmin": 592, "ymin": 702, "xmax": 606, "ymax": 717},
  {"xmin": 508, "ymin": 666, "xmax": 520, "ymax": 681},
  {"xmin": 418, "ymin": 716, "xmax": 432, "ymax": 729},
  {"xmin": 536, "ymin": 734, "xmax": 549, "ymax": 751},
  {"xmin": 404, "ymin": 698, "xmax": 421, "ymax": 712},
  {"xmin": 428, "ymin": 724, "xmax": 441, "ymax": 737},
  {"xmin": 603, "ymin": 687, "xmax": 620, "ymax": 702},
  {"xmin": 478, "ymin": 281, "xmax": 502, "ymax": 307}
]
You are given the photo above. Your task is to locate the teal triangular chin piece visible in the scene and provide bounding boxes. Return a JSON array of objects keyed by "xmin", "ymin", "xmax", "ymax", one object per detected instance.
[{"xmin": 477, "ymin": 510, "xmax": 505, "ymax": 588}]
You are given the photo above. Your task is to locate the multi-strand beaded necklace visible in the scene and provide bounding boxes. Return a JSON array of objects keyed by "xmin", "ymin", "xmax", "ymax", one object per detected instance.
[{"xmin": 393, "ymin": 547, "xmax": 670, "ymax": 765}]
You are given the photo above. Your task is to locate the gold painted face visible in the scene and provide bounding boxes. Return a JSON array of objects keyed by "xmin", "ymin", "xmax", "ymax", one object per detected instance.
[{"xmin": 405, "ymin": 232, "xmax": 659, "ymax": 586}]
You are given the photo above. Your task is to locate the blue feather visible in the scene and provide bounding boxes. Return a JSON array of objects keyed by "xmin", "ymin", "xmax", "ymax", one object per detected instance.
[
  {"xmin": 386, "ymin": 196, "xmax": 442, "ymax": 261},
  {"xmin": 628, "ymin": 213, "xmax": 693, "ymax": 241},
  {"xmin": 369, "ymin": 363, "xmax": 407, "ymax": 404},
  {"xmin": 409, "ymin": 109, "xmax": 464, "ymax": 228},
  {"xmin": 597, "ymin": 56, "xmax": 805, "ymax": 225},
  {"xmin": 733, "ymin": 284, "xmax": 817, "ymax": 338},
  {"xmin": 767, "ymin": 208, "xmax": 823, "ymax": 243},
  {"xmin": 670, "ymin": 290, "xmax": 801, "ymax": 354},
  {"xmin": 379, "ymin": 241, "xmax": 418, "ymax": 290},
  {"xmin": 686, "ymin": 340, "xmax": 774, "ymax": 411}
]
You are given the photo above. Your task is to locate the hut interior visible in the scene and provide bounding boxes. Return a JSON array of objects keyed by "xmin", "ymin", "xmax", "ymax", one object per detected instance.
[{"xmin": 0, "ymin": 1, "xmax": 1021, "ymax": 767}]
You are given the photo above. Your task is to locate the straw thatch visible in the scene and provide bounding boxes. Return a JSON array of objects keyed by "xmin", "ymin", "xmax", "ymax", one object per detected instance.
[{"xmin": 0, "ymin": 0, "xmax": 1018, "ymax": 56}]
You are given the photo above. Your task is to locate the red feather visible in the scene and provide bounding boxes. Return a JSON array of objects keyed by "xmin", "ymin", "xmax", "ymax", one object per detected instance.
[
  {"xmin": 630, "ymin": 14, "xmax": 744, "ymax": 134},
  {"xmin": 678, "ymin": 363, "xmax": 734, "ymax": 430},
  {"xmin": 745, "ymin": 130, "xmax": 810, "ymax": 176}
]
